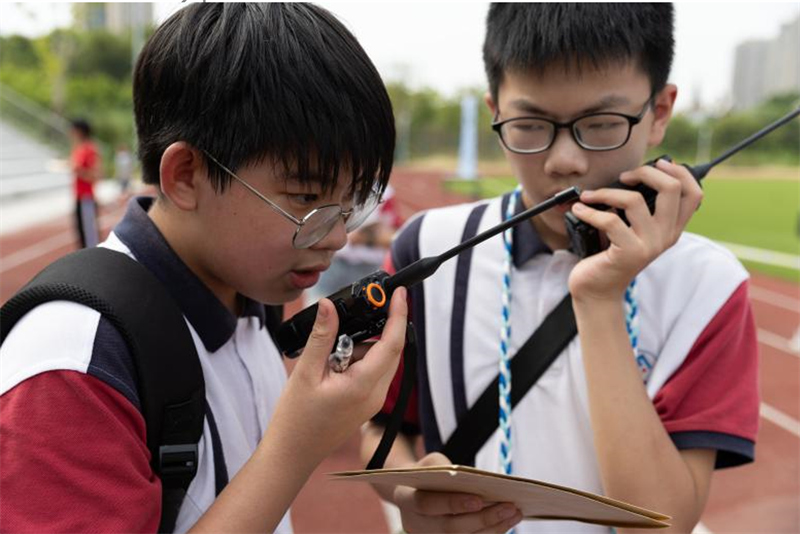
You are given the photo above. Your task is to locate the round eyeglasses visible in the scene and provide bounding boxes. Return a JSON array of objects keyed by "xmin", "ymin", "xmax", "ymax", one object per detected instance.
[
  {"xmin": 492, "ymin": 97, "xmax": 653, "ymax": 154},
  {"xmin": 203, "ymin": 151, "xmax": 383, "ymax": 249}
]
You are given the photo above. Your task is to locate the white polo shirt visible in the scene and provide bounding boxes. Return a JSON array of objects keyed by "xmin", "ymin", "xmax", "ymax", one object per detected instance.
[
  {"xmin": 379, "ymin": 193, "xmax": 759, "ymax": 534},
  {"xmin": 1, "ymin": 198, "xmax": 292, "ymax": 533}
]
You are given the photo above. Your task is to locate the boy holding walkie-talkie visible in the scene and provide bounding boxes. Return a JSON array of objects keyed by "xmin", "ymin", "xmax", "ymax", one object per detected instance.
[{"xmin": 362, "ymin": 4, "xmax": 759, "ymax": 533}]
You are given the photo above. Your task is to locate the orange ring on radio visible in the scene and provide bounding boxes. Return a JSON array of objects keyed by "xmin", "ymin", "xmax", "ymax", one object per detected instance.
[{"xmin": 365, "ymin": 283, "xmax": 387, "ymax": 308}]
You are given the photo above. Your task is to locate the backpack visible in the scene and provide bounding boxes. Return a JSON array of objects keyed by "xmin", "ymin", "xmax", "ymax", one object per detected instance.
[{"xmin": 0, "ymin": 247, "xmax": 282, "ymax": 532}]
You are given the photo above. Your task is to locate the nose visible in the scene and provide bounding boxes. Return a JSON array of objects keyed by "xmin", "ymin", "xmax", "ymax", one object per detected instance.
[
  {"xmin": 543, "ymin": 128, "xmax": 589, "ymax": 179},
  {"xmin": 310, "ymin": 215, "xmax": 348, "ymax": 252}
]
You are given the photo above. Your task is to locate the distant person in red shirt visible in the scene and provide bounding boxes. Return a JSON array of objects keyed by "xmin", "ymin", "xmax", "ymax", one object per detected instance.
[{"xmin": 70, "ymin": 119, "xmax": 101, "ymax": 248}]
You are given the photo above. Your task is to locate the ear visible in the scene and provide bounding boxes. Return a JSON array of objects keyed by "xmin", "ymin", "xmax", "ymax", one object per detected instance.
[
  {"xmin": 647, "ymin": 83, "xmax": 678, "ymax": 148},
  {"xmin": 159, "ymin": 142, "xmax": 204, "ymax": 211},
  {"xmin": 484, "ymin": 91, "xmax": 498, "ymax": 117}
]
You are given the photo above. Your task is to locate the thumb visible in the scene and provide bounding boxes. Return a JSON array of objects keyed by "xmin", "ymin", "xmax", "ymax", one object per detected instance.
[
  {"xmin": 298, "ymin": 298, "xmax": 340, "ymax": 367},
  {"xmin": 417, "ymin": 452, "xmax": 453, "ymax": 467}
]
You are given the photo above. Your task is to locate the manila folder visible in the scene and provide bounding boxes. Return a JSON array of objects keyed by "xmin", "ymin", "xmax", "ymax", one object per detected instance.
[{"xmin": 331, "ymin": 465, "xmax": 670, "ymax": 529}]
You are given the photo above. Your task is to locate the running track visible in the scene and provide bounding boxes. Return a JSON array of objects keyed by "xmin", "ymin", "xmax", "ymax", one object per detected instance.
[{"xmin": 1, "ymin": 170, "xmax": 797, "ymax": 533}]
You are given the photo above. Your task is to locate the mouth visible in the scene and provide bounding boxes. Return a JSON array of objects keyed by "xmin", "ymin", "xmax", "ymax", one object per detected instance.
[
  {"xmin": 554, "ymin": 198, "xmax": 579, "ymax": 214},
  {"xmin": 542, "ymin": 188, "xmax": 581, "ymax": 213},
  {"xmin": 288, "ymin": 264, "xmax": 330, "ymax": 290}
]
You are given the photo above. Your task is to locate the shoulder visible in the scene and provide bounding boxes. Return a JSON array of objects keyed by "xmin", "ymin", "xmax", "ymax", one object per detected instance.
[
  {"xmin": 2, "ymin": 233, "xmax": 141, "ymax": 406},
  {"xmin": 2, "ymin": 301, "xmax": 102, "ymax": 395},
  {"xmin": 651, "ymin": 232, "xmax": 748, "ymax": 280},
  {"xmin": 1, "ymin": 301, "xmax": 140, "ymax": 409},
  {"xmin": 640, "ymin": 232, "xmax": 749, "ymax": 314}
]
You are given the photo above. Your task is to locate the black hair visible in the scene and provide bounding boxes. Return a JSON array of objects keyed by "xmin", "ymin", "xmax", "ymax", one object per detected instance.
[
  {"xmin": 134, "ymin": 3, "xmax": 395, "ymax": 203},
  {"xmin": 71, "ymin": 118, "xmax": 92, "ymax": 139},
  {"xmin": 483, "ymin": 3, "xmax": 674, "ymax": 102}
]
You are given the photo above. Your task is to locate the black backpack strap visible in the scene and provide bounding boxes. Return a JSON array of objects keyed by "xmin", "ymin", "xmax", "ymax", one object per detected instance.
[
  {"xmin": 0, "ymin": 247, "xmax": 204, "ymax": 533},
  {"xmin": 441, "ymin": 294, "xmax": 577, "ymax": 465}
]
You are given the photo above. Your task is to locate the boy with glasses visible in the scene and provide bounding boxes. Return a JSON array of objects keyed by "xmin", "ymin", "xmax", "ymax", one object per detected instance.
[
  {"xmin": 362, "ymin": 4, "xmax": 759, "ymax": 533},
  {"xmin": 0, "ymin": 4, "xmax": 407, "ymax": 532}
]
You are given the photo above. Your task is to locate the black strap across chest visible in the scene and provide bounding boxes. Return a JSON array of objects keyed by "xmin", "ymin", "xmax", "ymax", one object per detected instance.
[{"xmin": 441, "ymin": 294, "xmax": 577, "ymax": 465}]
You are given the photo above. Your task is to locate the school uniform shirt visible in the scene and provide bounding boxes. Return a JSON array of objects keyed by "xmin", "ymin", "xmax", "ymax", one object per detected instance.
[
  {"xmin": 378, "ymin": 193, "xmax": 759, "ymax": 534},
  {"xmin": 0, "ymin": 198, "xmax": 292, "ymax": 534}
]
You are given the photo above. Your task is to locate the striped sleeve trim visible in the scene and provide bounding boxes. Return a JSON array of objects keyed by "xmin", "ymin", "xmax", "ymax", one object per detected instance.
[{"xmin": 669, "ymin": 430, "xmax": 755, "ymax": 469}]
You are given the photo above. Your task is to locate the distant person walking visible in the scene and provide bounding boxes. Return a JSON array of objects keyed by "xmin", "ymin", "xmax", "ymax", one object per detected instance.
[{"xmin": 70, "ymin": 119, "xmax": 101, "ymax": 248}]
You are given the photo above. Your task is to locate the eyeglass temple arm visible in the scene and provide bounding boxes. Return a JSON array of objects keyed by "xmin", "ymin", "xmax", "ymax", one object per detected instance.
[{"xmin": 202, "ymin": 150, "xmax": 305, "ymax": 226}]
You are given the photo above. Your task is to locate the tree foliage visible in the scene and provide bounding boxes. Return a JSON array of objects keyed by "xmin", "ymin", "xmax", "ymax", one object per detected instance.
[{"xmin": 1, "ymin": 30, "xmax": 797, "ymax": 167}]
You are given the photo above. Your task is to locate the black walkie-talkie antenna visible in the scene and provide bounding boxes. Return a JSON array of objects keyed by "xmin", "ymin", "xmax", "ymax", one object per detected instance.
[
  {"xmin": 386, "ymin": 187, "xmax": 580, "ymax": 291},
  {"xmin": 690, "ymin": 107, "xmax": 800, "ymax": 180}
]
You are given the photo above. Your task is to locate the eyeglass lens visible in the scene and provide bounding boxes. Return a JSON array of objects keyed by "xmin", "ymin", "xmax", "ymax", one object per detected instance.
[
  {"xmin": 292, "ymin": 189, "xmax": 382, "ymax": 248},
  {"xmin": 501, "ymin": 114, "xmax": 632, "ymax": 153}
]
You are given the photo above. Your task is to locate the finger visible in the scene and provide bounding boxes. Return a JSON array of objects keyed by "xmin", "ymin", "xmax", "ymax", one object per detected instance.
[
  {"xmin": 395, "ymin": 486, "xmax": 487, "ymax": 517},
  {"xmin": 619, "ymin": 162, "xmax": 681, "ymax": 228},
  {"xmin": 570, "ymin": 202, "xmax": 640, "ymax": 252},
  {"xmin": 474, "ymin": 509, "xmax": 524, "ymax": 534},
  {"xmin": 354, "ymin": 287, "xmax": 408, "ymax": 384},
  {"xmin": 417, "ymin": 452, "xmax": 453, "ymax": 467},
  {"xmin": 440, "ymin": 503, "xmax": 522, "ymax": 534},
  {"xmin": 297, "ymin": 298, "xmax": 339, "ymax": 371},
  {"xmin": 579, "ymin": 188, "xmax": 654, "ymax": 235},
  {"xmin": 655, "ymin": 158, "xmax": 704, "ymax": 230},
  {"xmin": 404, "ymin": 503, "xmax": 522, "ymax": 534},
  {"xmin": 350, "ymin": 340, "xmax": 377, "ymax": 364}
]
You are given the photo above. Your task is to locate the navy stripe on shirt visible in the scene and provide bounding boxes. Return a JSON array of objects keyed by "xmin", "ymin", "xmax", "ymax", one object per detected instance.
[
  {"xmin": 450, "ymin": 203, "xmax": 489, "ymax": 428},
  {"xmin": 390, "ymin": 212, "xmax": 443, "ymax": 452}
]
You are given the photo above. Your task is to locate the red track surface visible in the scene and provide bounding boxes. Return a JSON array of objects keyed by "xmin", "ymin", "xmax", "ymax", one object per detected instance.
[{"xmin": 1, "ymin": 170, "xmax": 797, "ymax": 533}]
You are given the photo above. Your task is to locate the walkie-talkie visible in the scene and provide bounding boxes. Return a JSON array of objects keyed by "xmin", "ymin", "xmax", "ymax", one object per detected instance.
[{"xmin": 566, "ymin": 107, "xmax": 800, "ymax": 258}]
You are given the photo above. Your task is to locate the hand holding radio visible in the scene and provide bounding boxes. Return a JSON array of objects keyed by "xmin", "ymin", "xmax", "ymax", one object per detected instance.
[
  {"xmin": 272, "ymin": 288, "xmax": 408, "ymax": 462},
  {"xmin": 566, "ymin": 158, "xmax": 703, "ymax": 302}
]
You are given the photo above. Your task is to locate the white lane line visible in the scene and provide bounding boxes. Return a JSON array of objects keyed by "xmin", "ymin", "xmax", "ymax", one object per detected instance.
[
  {"xmin": 717, "ymin": 240, "xmax": 800, "ymax": 271},
  {"xmin": 761, "ymin": 403, "xmax": 800, "ymax": 438},
  {"xmin": 0, "ymin": 230, "xmax": 74, "ymax": 273},
  {"xmin": 0, "ymin": 211, "xmax": 120, "ymax": 274},
  {"xmin": 748, "ymin": 286, "xmax": 799, "ymax": 313},
  {"xmin": 693, "ymin": 521, "xmax": 713, "ymax": 534},
  {"xmin": 759, "ymin": 328, "xmax": 800, "ymax": 358}
]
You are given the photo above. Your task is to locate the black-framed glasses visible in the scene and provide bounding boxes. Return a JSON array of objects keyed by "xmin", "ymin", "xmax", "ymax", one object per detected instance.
[
  {"xmin": 203, "ymin": 151, "xmax": 383, "ymax": 249},
  {"xmin": 492, "ymin": 97, "xmax": 654, "ymax": 154}
]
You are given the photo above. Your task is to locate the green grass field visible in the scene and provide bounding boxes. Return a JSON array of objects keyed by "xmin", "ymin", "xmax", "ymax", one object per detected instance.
[{"xmin": 445, "ymin": 170, "xmax": 800, "ymax": 281}]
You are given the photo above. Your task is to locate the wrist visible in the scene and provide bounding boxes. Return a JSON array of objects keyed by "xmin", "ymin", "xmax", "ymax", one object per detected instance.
[
  {"xmin": 571, "ymin": 289, "xmax": 626, "ymax": 308},
  {"xmin": 260, "ymin": 402, "xmax": 329, "ymax": 469},
  {"xmin": 572, "ymin": 295, "xmax": 626, "ymax": 326}
]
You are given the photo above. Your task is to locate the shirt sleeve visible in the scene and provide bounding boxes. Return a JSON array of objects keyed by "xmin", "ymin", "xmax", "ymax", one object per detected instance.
[
  {"xmin": 0, "ymin": 370, "xmax": 161, "ymax": 533},
  {"xmin": 654, "ymin": 280, "xmax": 760, "ymax": 468}
]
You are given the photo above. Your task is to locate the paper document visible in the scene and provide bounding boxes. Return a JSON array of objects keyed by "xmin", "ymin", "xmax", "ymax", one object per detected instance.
[{"xmin": 331, "ymin": 464, "xmax": 670, "ymax": 529}]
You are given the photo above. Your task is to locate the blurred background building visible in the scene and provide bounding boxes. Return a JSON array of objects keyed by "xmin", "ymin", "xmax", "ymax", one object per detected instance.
[
  {"xmin": 72, "ymin": 3, "xmax": 152, "ymax": 33},
  {"xmin": 732, "ymin": 15, "xmax": 800, "ymax": 110}
]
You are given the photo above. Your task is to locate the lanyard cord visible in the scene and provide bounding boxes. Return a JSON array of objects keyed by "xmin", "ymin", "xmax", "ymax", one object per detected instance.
[
  {"xmin": 498, "ymin": 190, "xmax": 642, "ymax": 479},
  {"xmin": 498, "ymin": 188, "xmax": 520, "ymax": 477}
]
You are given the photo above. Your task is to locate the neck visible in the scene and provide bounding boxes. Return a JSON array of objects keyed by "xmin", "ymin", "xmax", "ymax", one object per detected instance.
[{"xmin": 148, "ymin": 200, "xmax": 239, "ymax": 314}]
